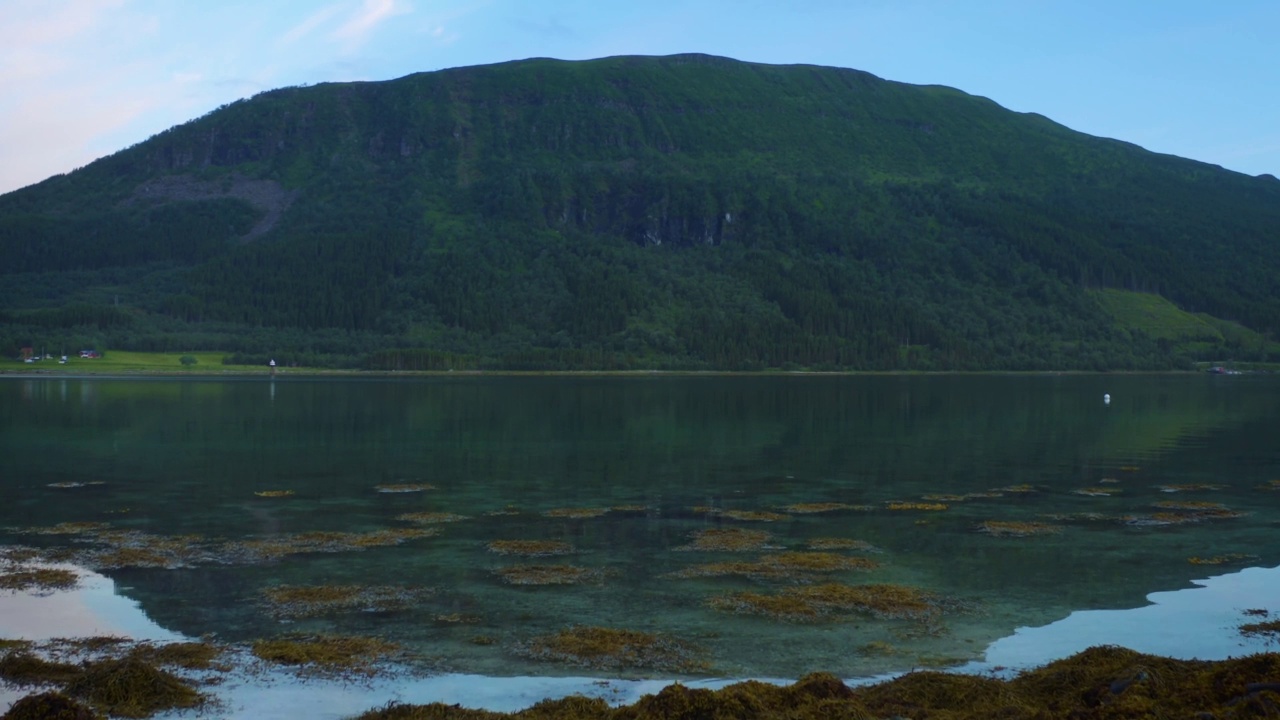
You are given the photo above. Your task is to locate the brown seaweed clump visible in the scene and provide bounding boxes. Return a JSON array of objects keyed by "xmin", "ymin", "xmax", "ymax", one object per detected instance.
[
  {"xmin": 260, "ymin": 584, "xmax": 434, "ymax": 618},
  {"xmin": 1007, "ymin": 645, "xmax": 1280, "ymax": 719},
  {"xmin": 222, "ymin": 528, "xmax": 438, "ymax": 563},
  {"xmin": 1188, "ymin": 553, "xmax": 1258, "ymax": 566},
  {"xmin": 721, "ymin": 509, "xmax": 791, "ymax": 522},
  {"xmin": 991, "ymin": 484, "xmax": 1039, "ymax": 494},
  {"xmin": 671, "ymin": 552, "xmax": 879, "ymax": 582},
  {"xmin": 347, "ymin": 647, "xmax": 1280, "ymax": 720},
  {"xmin": 63, "ymin": 657, "xmax": 204, "ymax": 719},
  {"xmin": 1239, "ymin": 618, "xmax": 1280, "ymax": 640},
  {"xmin": 1, "ymin": 691, "xmax": 104, "ymax": 720},
  {"xmin": 0, "ymin": 567, "xmax": 80, "ymax": 594},
  {"xmin": 126, "ymin": 641, "xmax": 224, "ymax": 671},
  {"xmin": 920, "ymin": 494, "xmax": 968, "ymax": 502},
  {"xmin": 1153, "ymin": 500, "xmax": 1228, "ymax": 511},
  {"xmin": 1041, "ymin": 512, "xmax": 1119, "ymax": 524},
  {"xmin": 41, "ymin": 636, "xmax": 132, "ymax": 657},
  {"xmin": 486, "ymin": 540, "xmax": 575, "ymax": 557},
  {"xmin": 709, "ymin": 582, "xmax": 942, "ymax": 623},
  {"xmin": 494, "ymin": 565, "xmax": 603, "ymax": 586},
  {"xmin": 253, "ymin": 490, "xmax": 295, "ymax": 498},
  {"xmin": 806, "ymin": 538, "xmax": 877, "ymax": 552},
  {"xmin": 0, "ymin": 651, "xmax": 83, "ymax": 685},
  {"xmin": 1157, "ymin": 483, "xmax": 1226, "ymax": 493},
  {"xmin": 4, "ymin": 529, "xmax": 215, "ymax": 570},
  {"xmin": 674, "ymin": 528, "xmax": 774, "ymax": 552},
  {"xmin": 514, "ymin": 626, "xmax": 707, "ymax": 673},
  {"xmin": 779, "ymin": 502, "xmax": 864, "ymax": 514},
  {"xmin": 1122, "ymin": 507, "xmax": 1248, "ymax": 527},
  {"xmin": 1072, "ymin": 487, "xmax": 1121, "ymax": 497},
  {"xmin": 80, "ymin": 531, "xmax": 214, "ymax": 570},
  {"xmin": 395, "ymin": 512, "xmax": 470, "ymax": 524},
  {"xmin": 541, "ymin": 507, "xmax": 608, "ymax": 519},
  {"xmin": 885, "ymin": 502, "xmax": 948, "ymax": 511},
  {"xmin": 976, "ymin": 520, "xmax": 1064, "ymax": 538},
  {"xmin": 251, "ymin": 634, "xmax": 401, "ymax": 674}
]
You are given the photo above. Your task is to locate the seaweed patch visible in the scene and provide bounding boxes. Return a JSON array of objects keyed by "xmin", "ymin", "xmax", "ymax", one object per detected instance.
[
  {"xmin": 1188, "ymin": 554, "xmax": 1258, "ymax": 566},
  {"xmin": 1152, "ymin": 500, "xmax": 1228, "ymax": 511},
  {"xmin": 251, "ymin": 634, "xmax": 402, "ymax": 675},
  {"xmin": 670, "ymin": 552, "xmax": 878, "ymax": 581},
  {"xmin": 673, "ymin": 528, "xmax": 774, "ymax": 552},
  {"xmin": 1122, "ymin": 508, "xmax": 1247, "ymax": 527},
  {"xmin": 709, "ymin": 582, "xmax": 944, "ymax": 623},
  {"xmin": 805, "ymin": 538, "xmax": 877, "ymax": 552},
  {"xmin": 126, "ymin": 641, "xmax": 224, "ymax": 670},
  {"xmin": 395, "ymin": 512, "xmax": 469, "ymax": 524},
  {"xmin": 513, "ymin": 626, "xmax": 707, "ymax": 673},
  {"xmin": 991, "ymin": 484, "xmax": 1039, "ymax": 494},
  {"xmin": 494, "ymin": 565, "xmax": 603, "ymax": 586},
  {"xmin": 885, "ymin": 502, "xmax": 948, "ymax": 512},
  {"xmin": 1, "ymin": 691, "xmax": 104, "ymax": 720},
  {"xmin": 1156, "ymin": 483, "xmax": 1225, "ymax": 493},
  {"xmin": 1072, "ymin": 487, "xmax": 1121, "ymax": 497},
  {"xmin": 486, "ymin": 540, "xmax": 575, "ymax": 557},
  {"xmin": 721, "ymin": 510, "xmax": 791, "ymax": 522},
  {"xmin": 64, "ymin": 656, "xmax": 205, "ymax": 718},
  {"xmin": 260, "ymin": 584, "xmax": 435, "ymax": 618},
  {"xmin": 975, "ymin": 520, "xmax": 1063, "ymax": 538},
  {"xmin": 0, "ymin": 566, "xmax": 80, "ymax": 594},
  {"xmin": 222, "ymin": 528, "xmax": 438, "ymax": 563},
  {"xmin": 779, "ymin": 503, "xmax": 865, "ymax": 514}
]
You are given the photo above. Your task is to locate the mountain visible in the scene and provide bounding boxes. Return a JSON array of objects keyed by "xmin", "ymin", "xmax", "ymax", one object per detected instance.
[{"xmin": 2, "ymin": 53, "xmax": 1278, "ymax": 370}]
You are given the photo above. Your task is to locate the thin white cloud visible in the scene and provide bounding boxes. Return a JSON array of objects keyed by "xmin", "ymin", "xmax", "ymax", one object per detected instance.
[
  {"xmin": 332, "ymin": 0, "xmax": 413, "ymax": 52},
  {"xmin": 279, "ymin": 3, "xmax": 345, "ymax": 47}
]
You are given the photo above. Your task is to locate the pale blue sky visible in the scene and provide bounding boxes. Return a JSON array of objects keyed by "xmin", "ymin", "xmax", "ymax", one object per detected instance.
[{"xmin": 2, "ymin": 0, "xmax": 1277, "ymax": 194}]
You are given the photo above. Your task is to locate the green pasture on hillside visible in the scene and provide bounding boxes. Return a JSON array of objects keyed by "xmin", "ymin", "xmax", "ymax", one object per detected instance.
[{"xmin": 4, "ymin": 350, "xmax": 268, "ymax": 374}]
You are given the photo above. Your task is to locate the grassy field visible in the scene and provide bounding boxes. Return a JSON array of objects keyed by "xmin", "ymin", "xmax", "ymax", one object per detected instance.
[
  {"xmin": 1091, "ymin": 288, "xmax": 1225, "ymax": 342},
  {"xmin": 1092, "ymin": 288, "xmax": 1280, "ymax": 363},
  {"xmin": 3, "ymin": 350, "xmax": 269, "ymax": 374}
]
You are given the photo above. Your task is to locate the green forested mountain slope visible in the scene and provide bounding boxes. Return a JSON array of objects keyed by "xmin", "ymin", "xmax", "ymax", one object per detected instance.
[{"xmin": 2, "ymin": 54, "xmax": 1278, "ymax": 370}]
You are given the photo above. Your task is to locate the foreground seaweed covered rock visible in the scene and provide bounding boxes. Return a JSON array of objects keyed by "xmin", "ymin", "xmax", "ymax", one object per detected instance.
[
  {"xmin": 349, "ymin": 647, "xmax": 1280, "ymax": 720},
  {"xmin": 1, "ymin": 692, "xmax": 102, "ymax": 720}
]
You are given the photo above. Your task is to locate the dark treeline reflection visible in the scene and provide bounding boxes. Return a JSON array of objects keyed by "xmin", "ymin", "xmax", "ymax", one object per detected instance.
[{"xmin": 3, "ymin": 375, "xmax": 1269, "ymax": 495}]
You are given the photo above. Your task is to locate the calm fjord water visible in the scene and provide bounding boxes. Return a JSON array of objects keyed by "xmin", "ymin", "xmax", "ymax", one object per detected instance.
[{"xmin": 2, "ymin": 374, "xmax": 1278, "ymax": 679}]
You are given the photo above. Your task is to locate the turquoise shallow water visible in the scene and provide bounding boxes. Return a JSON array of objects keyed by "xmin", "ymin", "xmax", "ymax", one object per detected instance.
[
  {"xmin": 3, "ymin": 560, "xmax": 1280, "ymax": 718},
  {"xmin": 2, "ymin": 374, "xmax": 1279, "ymax": 688}
]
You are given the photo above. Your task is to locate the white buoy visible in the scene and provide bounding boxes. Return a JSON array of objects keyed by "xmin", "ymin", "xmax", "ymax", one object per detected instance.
[{"xmin": 1104, "ymin": 393, "xmax": 1111, "ymax": 405}]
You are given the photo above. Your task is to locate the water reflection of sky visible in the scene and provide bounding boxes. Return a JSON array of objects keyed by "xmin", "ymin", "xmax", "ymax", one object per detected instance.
[
  {"xmin": 3, "ymin": 564, "xmax": 1278, "ymax": 719},
  {"xmin": 961, "ymin": 564, "xmax": 1280, "ymax": 674},
  {"xmin": 0, "ymin": 564, "xmax": 179, "ymax": 642}
]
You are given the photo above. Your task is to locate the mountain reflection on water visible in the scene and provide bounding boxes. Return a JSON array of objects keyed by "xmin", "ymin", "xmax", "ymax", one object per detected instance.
[{"xmin": 2, "ymin": 374, "xmax": 1278, "ymax": 683}]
